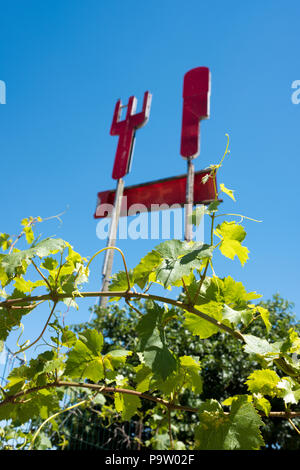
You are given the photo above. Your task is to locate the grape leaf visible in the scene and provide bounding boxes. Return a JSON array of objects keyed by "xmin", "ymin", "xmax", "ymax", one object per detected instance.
[
  {"xmin": 189, "ymin": 205, "xmax": 206, "ymax": 226},
  {"xmin": 0, "ymin": 390, "xmax": 60, "ymax": 425},
  {"xmin": 0, "ymin": 288, "xmax": 37, "ymax": 341},
  {"xmin": 195, "ymin": 397, "xmax": 264, "ymax": 450},
  {"xmin": 65, "ymin": 329, "xmax": 105, "ymax": 382},
  {"xmin": 256, "ymin": 306, "xmax": 271, "ymax": 332},
  {"xmin": 136, "ymin": 303, "xmax": 177, "ymax": 380},
  {"xmin": 219, "ymin": 183, "xmax": 236, "ymax": 201},
  {"xmin": 134, "ymin": 364, "xmax": 153, "ymax": 393},
  {"xmin": 214, "ymin": 221, "xmax": 249, "ymax": 266},
  {"xmin": 184, "ymin": 305, "xmax": 223, "ymax": 339},
  {"xmin": 243, "ymin": 335, "xmax": 283, "ymax": 357},
  {"xmin": 154, "ymin": 240, "xmax": 213, "ymax": 288},
  {"xmin": 246, "ymin": 369, "xmax": 280, "ymax": 397},
  {"xmin": 114, "ymin": 382, "xmax": 141, "ymax": 421},
  {"xmin": 254, "ymin": 396, "xmax": 271, "ymax": 416},
  {"xmin": 108, "ymin": 270, "xmax": 135, "ymax": 300},
  {"xmin": 0, "ymin": 238, "xmax": 66, "ymax": 280},
  {"xmin": 0, "ymin": 233, "xmax": 12, "ymax": 251},
  {"xmin": 133, "ymin": 250, "xmax": 162, "ymax": 289},
  {"xmin": 186, "ymin": 276, "xmax": 261, "ymax": 311},
  {"xmin": 277, "ymin": 377, "xmax": 300, "ymax": 404}
]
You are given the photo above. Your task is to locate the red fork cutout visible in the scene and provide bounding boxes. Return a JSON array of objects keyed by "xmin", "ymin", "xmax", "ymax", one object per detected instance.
[{"xmin": 110, "ymin": 91, "xmax": 152, "ymax": 180}]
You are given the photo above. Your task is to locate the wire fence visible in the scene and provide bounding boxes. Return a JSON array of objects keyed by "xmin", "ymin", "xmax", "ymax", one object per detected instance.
[{"xmin": 60, "ymin": 409, "xmax": 144, "ymax": 450}]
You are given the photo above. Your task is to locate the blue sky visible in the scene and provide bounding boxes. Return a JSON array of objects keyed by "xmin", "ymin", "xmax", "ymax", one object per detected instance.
[{"xmin": 0, "ymin": 0, "xmax": 300, "ymax": 356}]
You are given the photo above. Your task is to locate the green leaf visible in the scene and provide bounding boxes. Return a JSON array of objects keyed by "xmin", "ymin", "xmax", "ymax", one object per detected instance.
[
  {"xmin": 0, "ymin": 390, "xmax": 60, "ymax": 425},
  {"xmin": 184, "ymin": 306, "xmax": 223, "ymax": 339},
  {"xmin": 256, "ymin": 306, "xmax": 271, "ymax": 332},
  {"xmin": 154, "ymin": 240, "xmax": 213, "ymax": 288},
  {"xmin": 133, "ymin": 250, "xmax": 162, "ymax": 290},
  {"xmin": 143, "ymin": 347, "xmax": 177, "ymax": 382},
  {"xmin": 243, "ymin": 335, "xmax": 283, "ymax": 357},
  {"xmin": 0, "ymin": 233, "xmax": 12, "ymax": 251},
  {"xmin": 215, "ymin": 221, "xmax": 249, "ymax": 266},
  {"xmin": 215, "ymin": 221, "xmax": 246, "ymax": 242},
  {"xmin": 254, "ymin": 396, "xmax": 271, "ymax": 416},
  {"xmin": 0, "ymin": 289, "xmax": 36, "ymax": 341},
  {"xmin": 189, "ymin": 205, "xmax": 206, "ymax": 226},
  {"xmin": 136, "ymin": 304, "xmax": 177, "ymax": 380},
  {"xmin": 61, "ymin": 327, "xmax": 77, "ymax": 347},
  {"xmin": 246, "ymin": 369, "xmax": 280, "ymax": 396},
  {"xmin": 219, "ymin": 183, "xmax": 236, "ymax": 201},
  {"xmin": 187, "ymin": 276, "xmax": 261, "ymax": 312},
  {"xmin": 134, "ymin": 364, "xmax": 153, "ymax": 393},
  {"xmin": 24, "ymin": 226, "xmax": 34, "ymax": 245},
  {"xmin": 206, "ymin": 200, "xmax": 221, "ymax": 214},
  {"xmin": 105, "ymin": 349, "xmax": 132, "ymax": 368},
  {"xmin": 195, "ymin": 397, "xmax": 264, "ymax": 450},
  {"xmin": 108, "ymin": 270, "xmax": 134, "ymax": 299},
  {"xmin": 14, "ymin": 277, "xmax": 45, "ymax": 294},
  {"xmin": 41, "ymin": 257, "xmax": 59, "ymax": 271},
  {"xmin": 35, "ymin": 432, "xmax": 52, "ymax": 450},
  {"xmin": 179, "ymin": 355, "xmax": 202, "ymax": 393},
  {"xmin": 222, "ymin": 304, "xmax": 245, "ymax": 327},
  {"xmin": 114, "ymin": 386, "xmax": 141, "ymax": 421},
  {"xmin": 0, "ymin": 238, "xmax": 66, "ymax": 280},
  {"xmin": 151, "ymin": 433, "xmax": 170, "ymax": 450},
  {"xmin": 277, "ymin": 377, "xmax": 300, "ymax": 404},
  {"xmin": 152, "ymin": 355, "xmax": 202, "ymax": 396},
  {"xmin": 65, "ymin": 329, "xmax": 105, "ymax": 382}
]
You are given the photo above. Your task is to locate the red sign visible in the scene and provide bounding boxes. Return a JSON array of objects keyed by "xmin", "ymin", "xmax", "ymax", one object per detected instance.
[
  {"xmin": 94, "ymin": 169, "xmax": 217, "ymax": 218},
  {"xmin": 110, "ymin": 91, "xmax": 152, "ymax": 180},
  {"xmin": 180, "ymin": 67, "xmax": 210, "ymax": 159}
]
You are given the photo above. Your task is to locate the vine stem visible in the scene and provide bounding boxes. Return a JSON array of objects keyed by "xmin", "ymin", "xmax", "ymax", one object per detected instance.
[
  {"xmin": 182, "ymin": 277, "xmax": 193, "ymax": 305},
  {"xmin": 1, "ymin": 380, "xmax": 300, "ymax": 420},
  {"xmin": 13, "ymin": 301, "xmax": 58, "ymax": 355},
  {"xmin": 215, "ymin": 213, "xmax": 262, "ymax": 223},
  {"xmin": 288, "ymin": 418, "xmax": 300, "ymax": 435},
  {"xmin": 0, "ymin": 290, "xmax": 244, "ymax": 342},
  {"xmin": 86, "ymin": 246, "xmax": 131, "ymax": 291},
  {"xmin": 31, "ymin": 259, "xmax": 53, "ymax": 292},
  {"xmin": 168, "ymin": 408, "xmax": 174, "ymax": 449},
  {"xmin": 125, "ymin": 298, "xmax": 143, "ymax": 317},
  {"xmin": 192, "ymin": 210, "xmax": 216, "ymax": 305}
]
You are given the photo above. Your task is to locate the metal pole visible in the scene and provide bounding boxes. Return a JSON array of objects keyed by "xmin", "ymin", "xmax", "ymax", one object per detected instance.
[
  {"xmin": 99, "ymin": 178, "xmax": 124, "ymax": 307},
  {"xmin": 185, "ymin": 157, "xmax": 195, "ymax": 242}
]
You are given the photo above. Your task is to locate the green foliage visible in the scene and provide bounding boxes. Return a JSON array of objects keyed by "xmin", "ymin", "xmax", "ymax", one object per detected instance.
[
  {"xmin": 195, "ymin": 397, "xmax": 264, "ymax": 450},
  {"xmin": 0, "ymin": 141, "xmax": 299, "ymax": 450}
]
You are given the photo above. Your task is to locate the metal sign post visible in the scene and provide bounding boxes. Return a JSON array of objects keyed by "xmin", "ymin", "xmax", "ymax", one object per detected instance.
[
  {"xmin": 99, "ymin": 91, "xmax": 152, "ymax": 307},
  {"xmin": 180, "ymin": 67, "xmax": 211, "ymax": 242},
  {"xmin": 185, "ymin": 158, "xmax": 195, "ymax": 242},
  {"xmin": 99, "ymin": 177, "xmax": 124, "ymax": 307}
]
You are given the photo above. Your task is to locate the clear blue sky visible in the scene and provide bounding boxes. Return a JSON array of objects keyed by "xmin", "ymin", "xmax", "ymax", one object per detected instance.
[{"xmin": 0, "ymin": 0, "xmax": 300, "ymax": 355}]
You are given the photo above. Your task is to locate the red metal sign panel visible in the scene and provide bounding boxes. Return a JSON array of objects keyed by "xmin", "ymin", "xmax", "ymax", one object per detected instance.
[
  {"xmin": 180, "ymin": 67, "xmax": 210, "ymax": 159},
  {"xmin": 94, "ymin": 169, "xmax": 217, "ymax": 218},
  {"xmin": 110, "ymin": 91, "xmax": 152, "ymax": 180}
]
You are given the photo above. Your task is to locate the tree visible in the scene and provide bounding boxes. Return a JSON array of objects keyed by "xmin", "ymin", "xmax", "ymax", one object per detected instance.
[{"xmin": 0, "ymin": 137, "xmax": 300, "ymax": 450}]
